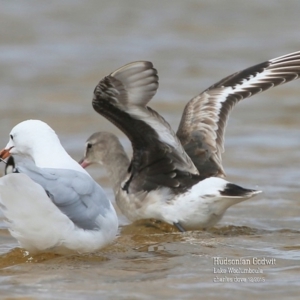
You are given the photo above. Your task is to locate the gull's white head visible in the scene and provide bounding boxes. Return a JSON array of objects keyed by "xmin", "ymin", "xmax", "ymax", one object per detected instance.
[
  {"xmin": 0, "ymin": 120, "xmax": 61, "ymax": 161},
  {"xmin": 0, "ymin": 119, "xmax": 89, "ymax": 173}
]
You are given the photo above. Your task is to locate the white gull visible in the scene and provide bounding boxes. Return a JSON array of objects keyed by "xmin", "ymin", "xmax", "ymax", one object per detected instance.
[{"xmin": 0, "ymin": 120, "xmax": 118, "ymax": 254}]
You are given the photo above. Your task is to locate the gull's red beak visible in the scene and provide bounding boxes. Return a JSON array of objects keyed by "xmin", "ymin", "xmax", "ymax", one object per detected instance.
[{"xmin": 0, "ymin": 147, "xmax": 13, "ymax": 160}]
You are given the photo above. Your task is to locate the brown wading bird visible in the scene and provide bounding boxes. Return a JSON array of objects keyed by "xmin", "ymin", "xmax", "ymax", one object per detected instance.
[{"xmin": 79, "ymin": 51, "xmax": 300, "ymax": 232}]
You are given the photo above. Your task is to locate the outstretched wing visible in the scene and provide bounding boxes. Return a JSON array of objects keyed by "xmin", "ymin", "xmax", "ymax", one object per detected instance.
[
  {"xmin": 177, "ymin": 51, "xmax": 300, "ymax": 178},
  {"xmin": 92, "ymin": 61, "xmax": 199, "ymax": 194},
  {"xmin": 108, "ymin": 61, "xmax": 159, "ymax": 106},
  {"xmin": 15, "ymin": 160, "xmax": 111, "ymax": 230}
]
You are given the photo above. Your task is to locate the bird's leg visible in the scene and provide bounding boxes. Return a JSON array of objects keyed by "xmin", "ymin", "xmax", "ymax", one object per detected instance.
[{"xmin": 174, "ymin": 222, "xmax": 186, "ymax": 232}]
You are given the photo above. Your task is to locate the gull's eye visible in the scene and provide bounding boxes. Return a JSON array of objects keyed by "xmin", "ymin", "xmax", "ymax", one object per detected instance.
[
  {"xmin": 10, "ymin": 134, "xmax": 13, "ymax": 141},
  {"xmin": 87, "ymin": 143, "xmax": 92, "ymax": 149}
]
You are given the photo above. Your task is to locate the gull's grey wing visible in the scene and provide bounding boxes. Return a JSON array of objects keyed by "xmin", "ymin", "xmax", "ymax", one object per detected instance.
[
  {"xmin": 177, "ymin": 51, "xmax": 300, "ymax": 178},
  {"xmin": 15, "ymin": 160, "xmax": 111, "ymax": 230},
  {"xmin": 93, "ymin": 61, "xmax": 198, "ymax": 177},
  {"xmin": 92, "ymin": 64, "xmax": 201, "ymax": 194}
]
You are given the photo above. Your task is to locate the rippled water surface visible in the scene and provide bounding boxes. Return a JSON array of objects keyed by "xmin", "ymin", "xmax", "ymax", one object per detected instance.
[{"xmin": 0, "ymin": 1, "xmax": 300, "ymax": 299}]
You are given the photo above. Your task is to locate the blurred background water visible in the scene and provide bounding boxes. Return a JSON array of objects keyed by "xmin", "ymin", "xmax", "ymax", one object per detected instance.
[{"xmin": 0, "ymin": 0, "xmax": 300, "ymax": 299}]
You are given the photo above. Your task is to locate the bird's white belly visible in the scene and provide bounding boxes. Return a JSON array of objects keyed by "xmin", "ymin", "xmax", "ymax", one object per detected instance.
[
  {"xmin": 115, "ymin": 177, "xmax": 253, "ymax": 230},
  {"xmin": 115, "ymin": 187, "xmax": 225, "ymax": 229}
]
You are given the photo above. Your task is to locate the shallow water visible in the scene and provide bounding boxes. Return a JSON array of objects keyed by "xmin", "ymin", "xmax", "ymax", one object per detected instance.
[{"xmin": 1, "ymin": 0, "xmax": 300, "ymax": 299}]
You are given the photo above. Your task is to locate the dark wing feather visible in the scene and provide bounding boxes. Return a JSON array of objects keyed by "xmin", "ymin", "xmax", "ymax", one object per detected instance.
[
  {"xmin": 92, "ymin": 62, "xmax": 200, "ymax": 194},
  {"xmin": 177, "ymin": 51, "xmax": 300, "ymax": 178},
  {"xmin": 108, "ymin": 61, "xmax": 159, "ymax": 106}
]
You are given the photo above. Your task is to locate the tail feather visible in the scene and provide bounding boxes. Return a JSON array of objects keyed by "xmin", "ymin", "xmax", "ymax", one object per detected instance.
[{"xmin": 220, "ymin": 183, "xmax": 261, "ymax": 198}]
